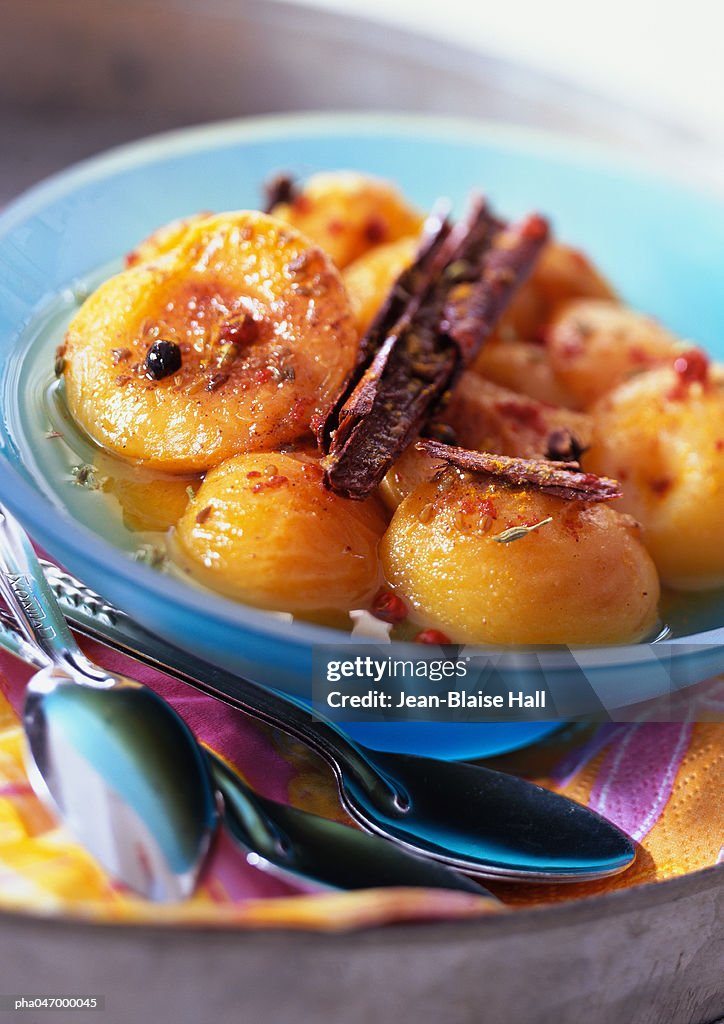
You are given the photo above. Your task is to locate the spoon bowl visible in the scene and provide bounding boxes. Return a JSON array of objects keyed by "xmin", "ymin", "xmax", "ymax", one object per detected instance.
[
  {"xmin": 24, "ymin": 666, "xmax": 217, "ymax": 901},
  {"xmin": 0, "ymin": 506, "xmax": 218, "ymax": 901},
  {"xmin": 41, "ymin": 562, "xmax": 637, "ymax": 882}
]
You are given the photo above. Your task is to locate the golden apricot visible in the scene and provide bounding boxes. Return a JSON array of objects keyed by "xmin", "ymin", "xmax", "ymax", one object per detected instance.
[
  {"xmin": 585, "ymin": 361, "xmax": 724, "ymax": 589},
  {"xmin": 487, "ymin": 241, "xmax": 617, "ymax": 345},
  {"xmin": 63, "ymin": 211, "xmax": 358, "ymax": 472},
  {"xmin": 271, "ymin": 172, "xmax": 424, "ymax": 269},
  {"xmin": 472, "ymin": 242, "xmax": 616, "ymax": 407},
  {"xmin": 342, "ymin": 235, "xmax": 419, "ymax": 334},
  {"xmin": 473, "ymin": 338, "xmax": 579, "ymax": 407},
  {"xmin": 124, "ymin": 213, "xmax": 210, "ymax": 267},
  {"xmin": 172, "ymin": 452, "xmax": 387, "ymax": 612},
  {"xmin": 381, "ymin": 477, "xmax": 659, "ymax": 644},
  {"xmin": 547, "ymin": 300, "xmax": 680, "ymax": 407},
  {"xmin": 91, "ymin": 452, "xmax": 196, "ymax": 533}
]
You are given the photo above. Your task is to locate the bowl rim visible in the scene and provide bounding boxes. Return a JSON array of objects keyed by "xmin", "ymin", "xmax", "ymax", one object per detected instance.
[{"xmin": 2, "ymin": 109, "xmax": 724, "ymax": 667}]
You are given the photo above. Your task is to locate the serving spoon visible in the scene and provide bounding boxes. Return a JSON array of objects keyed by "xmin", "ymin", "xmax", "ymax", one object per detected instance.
[
  {"xmin": 0, "ymin": 603, "xmax": 489, "ymax": 897},
  {"xmin": 39, "ymin": 563, "xmax": 636, "ymax": 882},
  {"xmin": 0, "ymin": 506, "xmax": 218, "ymax": 902}
]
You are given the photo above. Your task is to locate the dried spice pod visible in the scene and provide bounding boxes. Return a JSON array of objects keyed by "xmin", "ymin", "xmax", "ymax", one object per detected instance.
[
  {"xmin": 417, "ymin": 438, "xmax": 622, "ymax": 502},
  {"xmin": 323, "ymin": 200, "xmax": 549, "ymax": 499},
  {"xmin": 263, "ymin": 172, "xmax": 298, "ymax": 212}
]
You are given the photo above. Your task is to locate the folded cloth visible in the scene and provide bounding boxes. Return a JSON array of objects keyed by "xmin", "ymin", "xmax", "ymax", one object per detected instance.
[{"xmin": 0, "ymin": 636, "xmax": 721, "ymax": 930}]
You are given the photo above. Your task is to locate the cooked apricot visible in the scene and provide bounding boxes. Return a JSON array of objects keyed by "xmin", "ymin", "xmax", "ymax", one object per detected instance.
[
  {"xmin": 172, "ymin": 453, "xmax": 387, "ymax": 612},
  {"xmin": 585, "ymin": 361, "xmax": 724, "ymax": 588},
  {"xmin": 270, "ymin": 172, "xmax": 424, "ymax": 269},
  {"xmin": 547, "ymin": 300, "xmax": 679, "ymax": 407},
  {"xmin": 124, "ymin": 213, "xmax": 209, "ymax": 267},
  {"xmin": 472, "ymin": 242, "xmax": 616, "ymax": 407},
  {"xmin": 63, "ymin": 211, "xmax": 358, "ymax": 472},
  {"xmin": 93, "ymin": 452, "xmax": 196, "ymax": 533},
  {"xmin": 473, "ymin": 339, "xmax": 579, "ymax": 407},
  {"xmin": 342, "ymin": 235, "xmax": 419, "ymax": 334},
  {"xmin": 381, "ymin": 477, "xmax": 659, "ymax": 644}
]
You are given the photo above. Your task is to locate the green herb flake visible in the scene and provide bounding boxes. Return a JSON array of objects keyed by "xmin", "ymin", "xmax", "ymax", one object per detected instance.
[{"xmin": 492, "ymin": 516, "xmax": 553, "ymax": 544}]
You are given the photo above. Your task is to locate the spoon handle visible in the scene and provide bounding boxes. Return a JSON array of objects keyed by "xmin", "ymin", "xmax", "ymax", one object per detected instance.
[
  {"xmin": 0, "ymin": 507, "xmax": 102, "ymax": 679},
  {"xmin": 40, "ymin": 561, "xmax": 401, "ymax": 807}
]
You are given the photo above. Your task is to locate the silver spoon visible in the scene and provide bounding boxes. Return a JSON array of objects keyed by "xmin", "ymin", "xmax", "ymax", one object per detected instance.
[
  {"xmin": 0, "ymin": 506, "xmax": 218, "ymax": 902},
  {"xmin": 0, "ymin": 609, "xmax": 490, "ymax": 897},
  {"xmin": 40, "ymin": 563, "xmax": 636, "ymax": 882}
]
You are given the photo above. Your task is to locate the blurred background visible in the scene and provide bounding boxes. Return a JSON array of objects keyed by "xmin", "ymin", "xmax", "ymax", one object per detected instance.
[{"xmin": 1, "ymin": 0, "xmax": 722, "ymax": 204}]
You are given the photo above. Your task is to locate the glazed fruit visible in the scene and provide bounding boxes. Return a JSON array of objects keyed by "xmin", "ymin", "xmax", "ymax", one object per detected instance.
[
  {"xmin": 381, "ymin": 475, "xmax": 660, "ymax": 645},
  {"xmin": 546, "ymin": 300, "xmax": 679, "ymax": 407},
  {"xmin": 270, "ymin": 171, "xmax": 424, "ymax": 269},
  {"xmin": 62, "ymin": 211, "xmax": 358, "ymax": 472},
  {"xmin": 586, "ymin": 359, "xmax": 724, "ymax": 588},
  {"xmin": 173, "ymin": 452, "xmax": 387, "ymax": 612}
]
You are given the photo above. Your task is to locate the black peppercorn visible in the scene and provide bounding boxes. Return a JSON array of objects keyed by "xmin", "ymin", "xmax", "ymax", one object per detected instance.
[
  {"xmin": 145, "ymin": 340, "xmax": 182, "ymax": 380},
  {"xmin": 545, "ymin": 427, "xmax": 587, "ymax": 464}
]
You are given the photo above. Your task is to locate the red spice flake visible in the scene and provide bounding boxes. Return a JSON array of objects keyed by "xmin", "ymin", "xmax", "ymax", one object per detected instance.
[
  {"xmin": 291, "ymin": 397, "xmax": 311, "ymax": 423},
  {"xmin": 309, "ymin": 411, "xmax": 325, "ymax": 436},
  {"xmin": 125, "ymin": 251, "xmax": 140, "ymax": 268},
  {"xmin": 219, "ymin": 314, "xmax": 258, "ymax": 346},
  {"xmin": 415, "ymin": 629, "xmax": 452, "ymax": 645},
  {"xmin": 371, "ymin": 589, "xmax": 408, "ymax": 625},
  {"xmin": 326, "ymin": 218, "xmax": 345, "ymax": 236},
  {"xmin": 479, "ymin": 498, "xmax": 498, "ymax": 519},
  {"xmin": 363, "ymin": 215, "xmax": 387, "ymax": 245},
  {"xmin": 628, "ymin": 345, "xmax": 655, "ymax": 366},
  {"xmin": 649, "ymin": 477, "xmax": 673, "ymax": 496},
  {"xmin": 112, "ymin": 347, "xmax": 132, "ymax": 365},
  {"xmin": 715, "ymin": 439, "xmax": 724, "ymax": 452},
  {"xmin": 195, "ymin": 505, "xmax": 213, "ymax": 525},
  {"xmin": 253, "ymin": 366, "xmax": 274, "ymax": 385},
  {"xmin": 246, "ymin": 471, "xmax": 262, "ymax": 478},
  {"xmin": 251, "ymin": 475, "xmax": 289, "ymax": 493},
  {"xmin": 673, "ymin": 348, "xmax": 709, "ymax": 387},
  {"xmin": 561, "ymin": 516, "xmax": 581, "ymax": 542},
  {"xmin": 520, "ymin": 213, "xmax": 549, "ymax": 242}
]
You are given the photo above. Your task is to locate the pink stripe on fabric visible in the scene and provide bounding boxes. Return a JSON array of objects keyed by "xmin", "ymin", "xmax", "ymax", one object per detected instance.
[{"xmin": 589, "ymin": 723, "xmax": 692, "ymax": 842}]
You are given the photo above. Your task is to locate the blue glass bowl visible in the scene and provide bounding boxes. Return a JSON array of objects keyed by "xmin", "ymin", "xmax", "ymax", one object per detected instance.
[{"xmin": 1, "ymin": 114, "xmax": 724, "ymax": 759}]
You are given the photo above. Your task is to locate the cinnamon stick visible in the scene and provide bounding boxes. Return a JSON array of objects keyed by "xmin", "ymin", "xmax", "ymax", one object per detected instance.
[
  {"xmin": 417, "ymin": 439, "xmax": 622, "ymax": 502},
  {"xmin": 323, "ymin": 201, "xmax": 549, "ymax": 499},
  {"xmin": 317, "ymin": 205, "xmax": 453, "ymax": 451}
]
